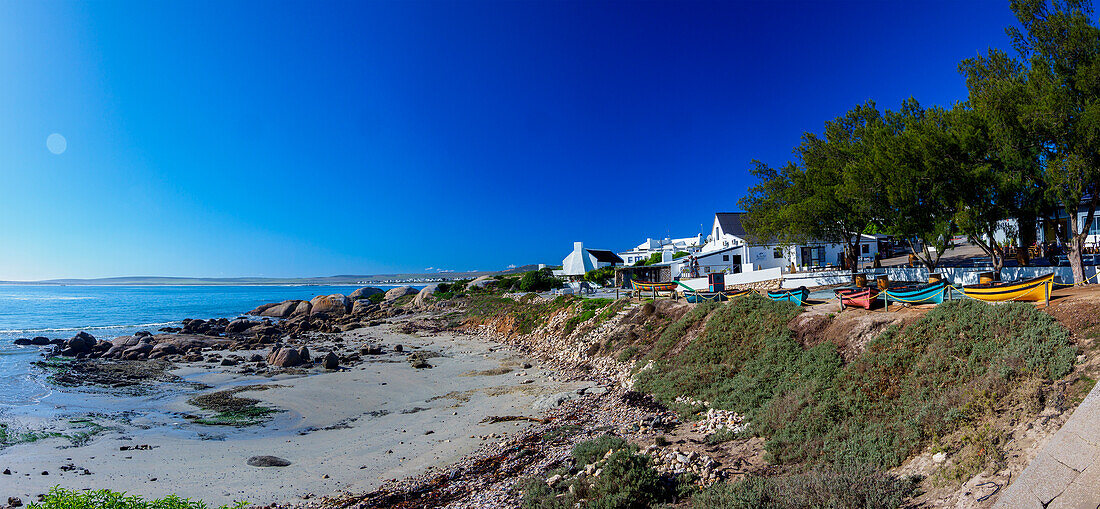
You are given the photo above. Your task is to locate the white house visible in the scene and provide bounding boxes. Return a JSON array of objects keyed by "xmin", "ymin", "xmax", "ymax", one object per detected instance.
[
  {"xmin": 557, "ymin": 242, "xmax": 624, "ymax": 278},
  {"xmin": 695, "ymin": 212, "xmax": 880, "ymax": 274},
  {"xmin": 618, "ymin": 234, "xmax": 704, "ymax": 265}
]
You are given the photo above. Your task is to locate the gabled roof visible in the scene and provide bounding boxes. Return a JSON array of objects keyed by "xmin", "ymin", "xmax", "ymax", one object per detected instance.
[
  {"xmin": 587, "ymin": 249, "xmax": 624, "ymax": 264},
  {"xmin": 715, "ymin": 212, "xmax": 748, "ymax": 238}
]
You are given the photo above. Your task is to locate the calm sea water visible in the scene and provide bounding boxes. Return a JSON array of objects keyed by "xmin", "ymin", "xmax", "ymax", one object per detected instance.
[{"xmin": 0, "ymin": 284, "xmax": 412, "ymax": 408}]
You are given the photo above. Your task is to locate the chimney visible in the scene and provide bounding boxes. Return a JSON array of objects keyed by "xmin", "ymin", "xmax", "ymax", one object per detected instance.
[{"xmin": 574, "ymin": 241, "xmax": 584, "ymax": 254}]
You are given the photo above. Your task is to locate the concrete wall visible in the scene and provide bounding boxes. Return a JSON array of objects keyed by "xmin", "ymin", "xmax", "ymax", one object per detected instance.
[
  {"xmin": 779, "ymin": 265, "xmax": 1090, "ymax": 289},
  {"xmin": 680, "ymin": 267, "xmax": 784, "ymax": 291}
]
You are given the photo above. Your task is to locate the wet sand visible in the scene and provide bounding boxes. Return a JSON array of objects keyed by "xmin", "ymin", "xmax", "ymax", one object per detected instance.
[{"xmin": 0, "ymin": 325, "xmax": 589, "ymax": 506}]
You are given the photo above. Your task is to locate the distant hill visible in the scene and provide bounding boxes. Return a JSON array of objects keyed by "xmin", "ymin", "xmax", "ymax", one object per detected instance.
[{"xmin": 0, "ymin": 268, "xmax": 545, "ymax": 286}]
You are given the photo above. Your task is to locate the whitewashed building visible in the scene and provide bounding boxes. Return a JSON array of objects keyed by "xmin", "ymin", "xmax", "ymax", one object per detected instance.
[
  {"xmin": 556, "ymin": 242, "xmax": 624, "ymax": 278},
  {"xmin": 618, "ymin": 234, "xmax": 704, "ymax": 265},
  {"xmin": 695, "ymin": 212, "xmax": 880, "ymax": 274}
]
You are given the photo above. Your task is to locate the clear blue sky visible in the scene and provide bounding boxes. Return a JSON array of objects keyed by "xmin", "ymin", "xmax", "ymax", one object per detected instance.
[{"xmin": 0, "ymin": 0, "xmax": 1018, "ymax": 280}]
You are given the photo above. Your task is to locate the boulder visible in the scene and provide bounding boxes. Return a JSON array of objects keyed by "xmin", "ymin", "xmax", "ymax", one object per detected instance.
[
  {"xmin": 121, "ymin": 342, "xmax": 154, "ymax": 360},
  {"xmin": 260, "ymin": 300, "xmax": 300, "ymax": 318},
  {"xmin": 60, "ymin": 332, "xmax": 97, "ymax": 356},
  {"xmin": 322, "ymin": 352, "xmax": 339, "ymax": 370},
  {"xmin": 225, "ymin": 318, "xmax": 256, "ymax": 334},
  {"xmin": 351, "ymin": 299, "xmax": 379, "ymax": 315},
  {"xmin": 468, "ymin": 276, "xmax": 493, "ymax": 289},
  {"xmin": 349, "ymin": 287, "xmax": 384, "ymax": 300},
  {"xmin": 384, "ymin": 286, "xmax": 417, "ymax": 301},
  {"xmin": 148, "ymin": 343, "xmax": 179, "ymax": 359},
  {"xmin": 413, "ymin": 284, "xmax": 439, "ymax": 308},
  {"xmin": 309, "ymin": 294, "xmax": 349, "ymax": 317},
  {"xmin": 268, "ymin": 347, "xmax": 302, "ymax": 368},
  {"xmin": 246, "ymin": 456, "xmax": 291, "ymax": 467},
  {"xmin": 104, "ymin": 336, "xmax": 143, "ymax": 358},
  {"xmin": 248, "ymin": 303, "xmax": 279, "ymax": 316},
  {"xmin": 298, "ymin": 346, "xmax": 311, "ymax": 363},
  {"xmin": 291, "ymin": 301, "xmax": 312, "ymax": 317}
]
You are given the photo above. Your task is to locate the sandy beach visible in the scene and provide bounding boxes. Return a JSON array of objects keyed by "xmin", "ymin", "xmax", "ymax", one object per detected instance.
[{"xmin": 0, "ymin": 323, "xmax": 591, "ymax": 506}]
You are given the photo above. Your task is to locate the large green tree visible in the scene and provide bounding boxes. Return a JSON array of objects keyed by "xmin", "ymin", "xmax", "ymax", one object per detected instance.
[
  {"xmin": 979, "ymin": 0, "xmax": 1100, "ymax": 283},
  {"xmin": 741, "ymin": 101, "xmax": 883, "ymax": 271},
  {"xmin": 868, "ymin": 99, "xmax": 962, "ymax": 272}
]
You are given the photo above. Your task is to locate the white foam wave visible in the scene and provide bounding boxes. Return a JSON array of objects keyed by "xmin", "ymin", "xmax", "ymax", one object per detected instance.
[{"xmin": 0, "ymin": 322, "xmax": 176, "ymax": 334}]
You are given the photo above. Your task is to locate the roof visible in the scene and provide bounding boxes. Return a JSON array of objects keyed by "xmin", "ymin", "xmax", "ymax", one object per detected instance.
[
  {"xmin": 715, "ymin": 212, "xmax": 748, "ymax": 238},
  {"xmin": 587, "ymin": 249, "xmax": 624, "ymax": 264}
]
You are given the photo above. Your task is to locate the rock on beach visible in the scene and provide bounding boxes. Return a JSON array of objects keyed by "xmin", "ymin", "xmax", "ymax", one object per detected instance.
[{"xmin": 247, "ymin": 456, "xmax": 291, "ymax": 467}]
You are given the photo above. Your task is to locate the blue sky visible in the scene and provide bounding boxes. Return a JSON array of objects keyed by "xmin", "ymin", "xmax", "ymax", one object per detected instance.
[{"xmin": 0, "ymin": 1, "xmax": 1017, "ymax": 280}]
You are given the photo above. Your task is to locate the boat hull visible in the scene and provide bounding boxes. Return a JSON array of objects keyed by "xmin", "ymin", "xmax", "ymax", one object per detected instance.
[
  {"xmin": 630, "ymin": 280, "xmax": 678, "ymax": 292},
  {"xmin": 884, "ymin": 281, "xmax": 947, "ymax": 305},
  {"xmin": 767, "ymin": 287, "xmax": 809, "ymax": 306},
  {"xmin": 962, "ymin": 273, "xmax": 1054, "ymax": 303},
  {"xmin": 835, "ymin": 287, "xmax": 880, "ymax": 310},
  {"xmin": 683, "ymin": 288, "xmax": 752, "ymax": 303}
]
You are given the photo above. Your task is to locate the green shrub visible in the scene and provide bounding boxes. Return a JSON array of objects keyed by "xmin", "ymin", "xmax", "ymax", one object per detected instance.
[
  {"xmin": 367, "ymin": 292, "xmax": 385, "ymax": 304},
  {"xmin": 673, "ymin": 251, "xmax": 690, "ymax": 259},
  {"xmin": 588, "ymin": 449, "xmax": 668, "ymax": 509},
  {"xmin": 572, "ymin": 435, "xmax": 632, "ymax": 465},
  {"xmin": 636, "ymin": 296, "xmax": 1075, "ymax": 472},
  {"xmin": 518, "ymin": 269, "xmax": 563, "ymax": 292},
  {"xmin": 585, "ymin": 266, "xmax": 616, "ymax": 286},
  {"xmin": 691, "ymin": 465, "xmax": 917, "ymax": 509},
  {"xmin": 30, "ymin": 487, "xmax": 248, "ymax": 509}
]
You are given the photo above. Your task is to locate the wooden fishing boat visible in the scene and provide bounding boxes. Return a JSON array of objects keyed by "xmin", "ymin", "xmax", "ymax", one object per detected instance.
[
  {"xmin": 883, "ymin": 280, "xmax": 947, "ymax": 305},
  {"xmin": 961, "ymin": 273, "xmax": 1054, "ymax": 304},
  {"xmin": 835, "ymin": 286, "xmax": 880, "ymax": 310},
  {"xmin": 683, "ymin": 288, "xmax": 752, "ymax": 303},
  {"xmin": 766, "ymin": 286, "xmax": 809, "ymax": 306},
  {"xmin": 630, "ymin": 279, "xmax": 678, "ymax": 292}
]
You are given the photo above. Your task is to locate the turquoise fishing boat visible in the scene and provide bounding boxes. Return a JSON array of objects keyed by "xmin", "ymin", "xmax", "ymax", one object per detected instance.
[
  {"xmin": 766, "ymin": 286, "xmax": 809, "ymax": 306},
  {"xmin": 882, "ymin": 280, "xmax": 948, "ymax": 305}
]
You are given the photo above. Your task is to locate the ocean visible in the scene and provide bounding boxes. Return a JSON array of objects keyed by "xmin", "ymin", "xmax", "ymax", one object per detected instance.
[{"xmin": 0, "ymin": 284, "xmax": 412, "ymax": 409}]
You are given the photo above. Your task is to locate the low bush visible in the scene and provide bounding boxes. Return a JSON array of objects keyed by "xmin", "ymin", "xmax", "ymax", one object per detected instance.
[
  {"xmin": 636, "ymin": 296, "xmax": 1075, "ymax": 472},
  {"xmin": 585, "ymin": 267, "xmax": 616, "ymax": 286},
  {"xmin": 572, "ymin": 435, "xmax": 631, "ymax": 465},
  {"xmin": 691, "ymin": 465, "xmax": 918, "ymax": 509},
  {"xmin": 30, "ymin": 487, "xmax": 249, "ymax": 509},
  {"xmin": 519, "ymin": 269, "xmax": 563, "ymax": 292}
]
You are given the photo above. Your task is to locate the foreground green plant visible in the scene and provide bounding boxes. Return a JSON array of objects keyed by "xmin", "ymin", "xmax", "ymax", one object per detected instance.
[
  {"xmin": 692, "ymin": 464, "xmax": 918, "ymax": 509},
  {"xmin": 637, "ymin": 296, "xmax": 1075, "ymax": 472},
  {"xmin": 30, "ymin": 487, "xmax": 249, "ymax": 509}
]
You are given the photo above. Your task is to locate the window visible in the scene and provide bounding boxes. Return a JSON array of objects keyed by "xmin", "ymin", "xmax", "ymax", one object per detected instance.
[
  {"xmin": 862, "ymin": 244, "xmax": 869, "ymax": 254},
  {"xmin": 722, "ymin": 255, "xmax": 729, "ymax": 261},
  {"xmin": 1092, "ymin": 217, "xmax": 1100, "ymax": 235},
  {"xmin": 773, "ymin": 247, "xmax": 783, "ymax": 259}
]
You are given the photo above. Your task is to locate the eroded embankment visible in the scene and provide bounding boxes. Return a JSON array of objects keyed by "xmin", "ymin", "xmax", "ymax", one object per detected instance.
[{"xmin": 419, "ymin": 290, "xmax": 1099, "ymax": 509}]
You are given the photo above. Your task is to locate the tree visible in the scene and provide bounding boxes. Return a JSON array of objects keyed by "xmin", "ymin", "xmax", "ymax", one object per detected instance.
[
  {"xmin": 1005, "ymin": 0, "xmax": 1100, "ymax": 283},
  {"xmin": 868, "ymin": 99, "xmax": 961, "ymax": 272},
  {"xmin": 959, "ymin": 47, "xmax": 1050, "ymax": 276}
]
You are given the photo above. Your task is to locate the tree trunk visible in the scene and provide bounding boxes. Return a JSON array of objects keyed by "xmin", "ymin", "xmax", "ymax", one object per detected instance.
[
  {"xmin": 1017, "ymin": 213, "xmax": 1036, "ymax": 266},
  {"xmin": 1068, "ymin": 236, "xmax": 1086, "ymax": 284}
]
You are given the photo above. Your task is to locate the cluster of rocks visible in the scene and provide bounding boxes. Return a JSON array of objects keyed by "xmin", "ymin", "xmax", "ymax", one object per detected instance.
[
  {"xmin": 641, "ymin": 445, "xmax": 722, "ymax": 484},
  {"xmin": 673, "ymin": 395, "xmax": 709, "ymax": 408},
  {"xmin": 12, "ymin": 286, "xmax": 444, "ymax": 368},
  {"xmin": 694, "ymin": 408, "xmax": 749, "ymax": 436},
  {"xmin": 266, "ymin": 344, "xmax": 340, "ymax": 370}
]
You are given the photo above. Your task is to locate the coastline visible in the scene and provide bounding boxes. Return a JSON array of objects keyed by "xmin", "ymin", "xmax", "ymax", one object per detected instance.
[{"xmin": 0, "ymin": 319, "xmax": 593, "ymax": 506}]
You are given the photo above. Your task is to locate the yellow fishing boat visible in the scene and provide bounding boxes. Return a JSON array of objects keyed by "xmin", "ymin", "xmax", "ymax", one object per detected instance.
[{"xmin": 961, "ymin": 273, "xmax": 1055, "ymax": 304}]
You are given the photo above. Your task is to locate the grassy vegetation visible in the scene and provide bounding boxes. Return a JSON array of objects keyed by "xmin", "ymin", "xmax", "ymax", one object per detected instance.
[
  {"xmin": 29, "ymin": 487, "xmax": 249, "ymax": 509},
  {"xmin": 188, "ymin": 385, "xmax": 281, "ymax": 426},
  {"xmin": 562, "ymin": 298, "xmax": 618, "ymax": 336},
  {"xmin": 521, "ymin": 436, "xmax": 675, "ymax": 509},
  {"xmin": 0, "ymin": 419, "xmax": 109, "ymax": 450},
  {"xmin": 636, "ymin": 295, "xmax": 1075, "ymax": 473},
  {"xmin": 466, "ymin": 294, "xmax": 578, "ymax": 335},
  {"xmin": 691, "ymin": 465, "xmax": 918, "ymax": 509}
]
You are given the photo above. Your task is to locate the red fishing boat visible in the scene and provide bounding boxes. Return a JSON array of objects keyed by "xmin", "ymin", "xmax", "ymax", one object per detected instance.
[{"xmin": 835, "ymin": 286, "xmax": 880, "ymax": 310}]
